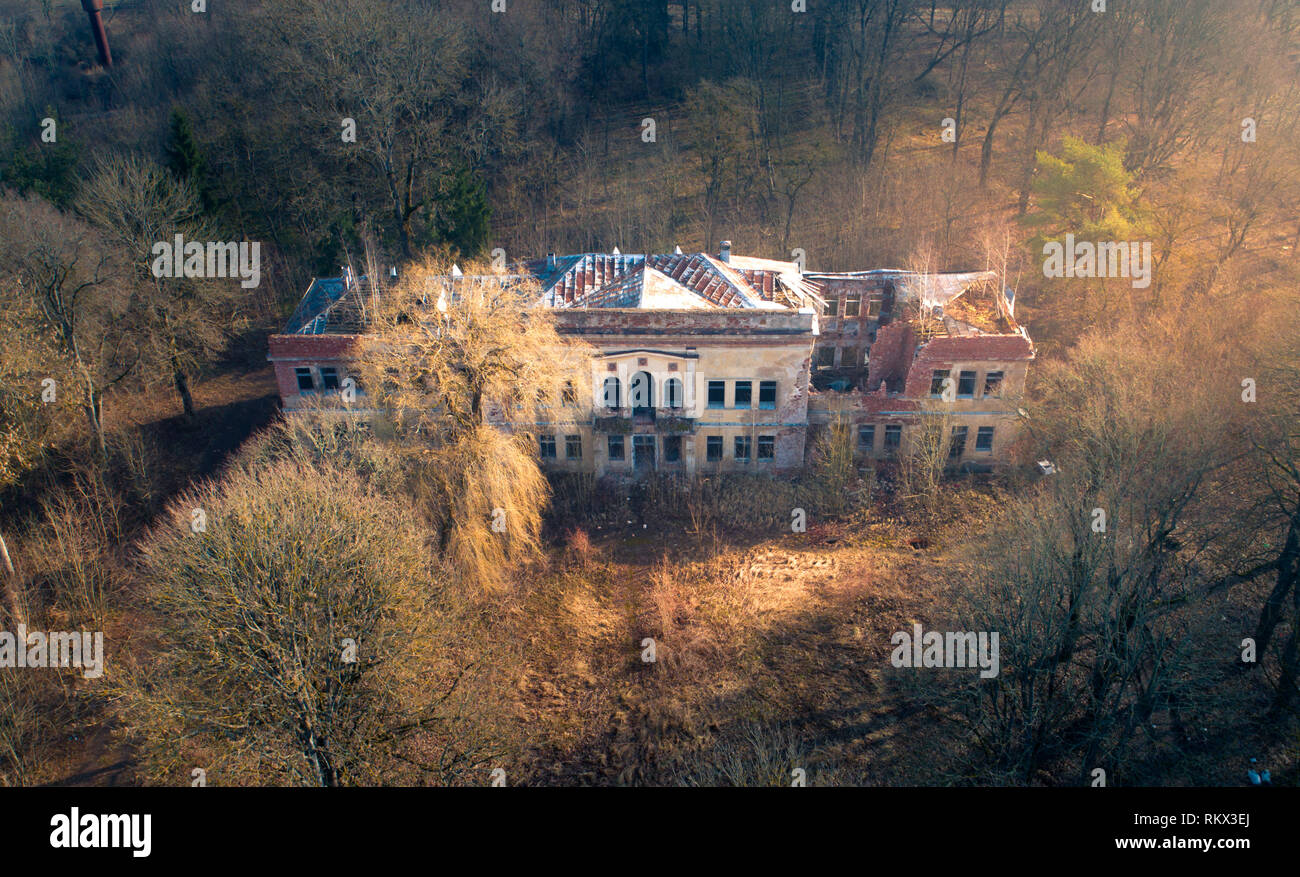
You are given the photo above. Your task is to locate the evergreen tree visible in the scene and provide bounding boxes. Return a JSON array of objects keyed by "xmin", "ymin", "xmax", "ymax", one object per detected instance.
[
  {"xmin": 0, "ymin": 115, "xmax": 81, "ymax": 208},
  {"xmin": 434, "ymin": 165, "xmax": 490, "ymax": 258},
  {"xmin": 163, "ymin": 108, "xmax": 213, "ymax": 214},
  {"xmin": 1021, "ymin": 137, "xmax": 1148, "ymax": 250}
]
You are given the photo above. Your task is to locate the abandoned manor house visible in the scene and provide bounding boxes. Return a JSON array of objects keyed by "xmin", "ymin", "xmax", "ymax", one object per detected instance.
[{"xmin": 268, "ymin": 244, "xmax": 1035, "ymax": 476}]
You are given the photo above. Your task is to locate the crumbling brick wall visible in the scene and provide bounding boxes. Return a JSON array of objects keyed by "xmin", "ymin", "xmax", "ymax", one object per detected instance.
[{"xmin": 865, "ymin": 321, "xmax": 914, "ymax": 393}]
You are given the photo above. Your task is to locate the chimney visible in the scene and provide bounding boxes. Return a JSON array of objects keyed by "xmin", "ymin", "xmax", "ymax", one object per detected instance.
[
  {"xmin": 719, "ymin": 240, "xmax": 731, "ymax": 263},
  {"xmin": 81, "ymin": 0, "xmax": 112, "ymax": 68}
]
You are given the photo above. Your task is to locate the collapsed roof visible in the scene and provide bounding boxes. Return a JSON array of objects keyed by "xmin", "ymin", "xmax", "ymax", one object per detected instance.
[
  {"xmin": 523, "ymin": 252, "xmax": 820, "ymax": 311},
  {"xmin": 281, "ymin": 252, "xmax": 1018, "ymax": 338}
]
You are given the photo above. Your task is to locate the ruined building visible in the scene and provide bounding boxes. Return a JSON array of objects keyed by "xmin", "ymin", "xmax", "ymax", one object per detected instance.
[{"xmin": 269, "ymin": 246, "xmax": 1033, "ymax": 476}]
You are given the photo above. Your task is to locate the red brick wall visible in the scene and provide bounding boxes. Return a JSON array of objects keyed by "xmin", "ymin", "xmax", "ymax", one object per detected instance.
[
  {"xmin": 268, "ymin": 334, "xmax": 362, "ymax": 404},
  {"xmin": 865, "ymin": 321, "xmax": 914, "ymax": 393},
  {"xmin": 902, "ymin": 333, "xmax": 1033, "ymax": 398}
]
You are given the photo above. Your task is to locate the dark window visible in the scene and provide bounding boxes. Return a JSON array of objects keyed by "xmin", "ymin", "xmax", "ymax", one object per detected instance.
[
  {"xmin": 706, "ymin": 436, "xmax": 723, "ymax": 462},
  {"xmin": 562, "ymin": 381, "xmax": 576, "ymax": 406},
  {"xmin": 539, "ymin": 435, "xmax": 556, "ymax": 458},
  {"xmin": 295, "ymin": 367, "xmax": 314, "ymax": 392},
  {"xmin": 734, "ymin": 436, "xmax": 752, "ymax": 462},
  {"xmin": 843, "ymin": 347, "xmax": 861, "ymax": 368},
  {"xmin": 957, "ymin": 370, "xmax": 977, "ymax": 398},
  {"xmin": 858, "ymin": 425, "xmax": 875, "ymax": 451},
  {"xmin": 884, "ymin": 424, "xmax": 902, "ymax": 452},
  {"xmin": 603, "ymin": 376, "xmax": 621, "ymax": 409},
  {"xmin": 823, "ymin": 297, "xmax": 839, "ymax": 317},
  {"xmin": 816, "ymin": 347, "xmax": 835, "ymax": 369},
  {"xmin": 950, "ymin": 426, "xmax": 968, "ymax": 458},
  {"xmin": 320, "ymin": 367, "xmax": 340, "ymax": 391},
  {"xmin": 867, "ymin": 298, "xmax": 882, "ymax": 317},
  {"xmin": 707, "ymin": 380, "xmax": 726, "ymax": 408},
  {"xmin": 844, "ymin": 294, "xmax": 861, "ymax": 317},
  {"xmin": 664, "ymin": 377, "xmax": 683, "ymax": 409},
  {"xmin": 629, "ymin": 371, "xmax": 653, "ymax": 412},
  {"xmin": 757, "ymin": 435, "xmax": 775, "ymax": 459},
  {"xmin": 930, "ymin": 369, "xmax": 950, "ymax": 397},
  {"xmin": 663, "ymin": 435, "xmax": 682, "ymax": 462},
  {"xmin": 975, "ymin": 426, "xmax": 995, "ymax": 452},
  {"xmin": 734, "ymin": 381, "xmax": 752, "ymax": 409},
  {"xmin": 633, "ymin": 435, "xmax": 655, "ymax": 469},
  {"xmin": 565, "ymin": 434, "xmax": 582, "ymax": 459},
  {"xmin": 759, "ymin": 381, "xmax": 777, "ymax": 409},
  {"xmin": 608, "ymin": 435, "xmax": 625, "ymax": 461},
  {"xmin": 982, "ymin": 371, "xmax": 1004, "ymax": 397}
]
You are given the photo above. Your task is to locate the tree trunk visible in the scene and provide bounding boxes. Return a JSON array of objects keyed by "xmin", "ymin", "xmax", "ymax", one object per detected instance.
[
  {"xmin": 1252, "ymin": 510, "xmax": 1299, "ymax": 657},
  {"xmin": 84, "ymin": 394, "xmax": 106, "ymax": 458},
  {"xmin": 0, "ymin": 529, "xmax": 23, "ymax": 627},
  {"xmin": 174, "ymin": 365, "xmax": 196, "ymax": 419},
  {"xmin": 1096, "ymin": 66, "xmax": 1119, "ymax": 143},
  {"xmin": 1270, "ymin": 619, "xmax": 1299, "ymax": 716},
  {"xmin": 979, "ymin": 101, "xmax": 1013, "ymax": 188}
]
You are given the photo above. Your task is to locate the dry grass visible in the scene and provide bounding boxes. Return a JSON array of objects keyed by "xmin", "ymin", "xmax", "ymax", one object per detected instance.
[{"xmin": 502, "ymin": 504, "xmax": 965, "ymax": 785}]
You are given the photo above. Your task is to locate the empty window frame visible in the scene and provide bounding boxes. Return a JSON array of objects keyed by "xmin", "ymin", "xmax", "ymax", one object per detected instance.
[
  {"xmin": 867, "ymin": 297, "xmax": 882, "ymax": 317},
  {"xmin": 734, "ymin": 436, "xmax": 752, "ymax": 462},
  {"xmin": 539, "ymin": 434, "xmax": 557, "ymax": 458},
  {"xmin": 884, "ymin": 424, "xmax": 902, "ymax": 452},
  {"xmin": 608, "ymin": 435, "xmax": 625, "ymax": 461},
  {"xmin": 319, "ymin": 367, "xmax": 340, "ymax": 391},
  {"xmin": 295, "ymin": 367, "xmax": 315, "ymax": 392},
  {"xmin": 734, "ymin": 380, "xmax": 752, "ymax": 409},
  {"xmin": 982, "ymin": 371, "xmax": 1004, "ymax": 398},
  {"xmin": 706, "ymin": 435, "xmax": 723, "ymax": 462},
  {"xmin": 975, "ymin": 426, "xmax": 995, "ymax": 452},
  {"xmin": 823, "ymin": 296, "xmax": 839, "ymax": 317},
  {"xmin": 949, "ymin": 426, "xmax": 968, "ymax": 458},
  {"xmin": 858, "ymin": 424, "xmax": 875, "ymax": 451},
  {"xmin": 930, "ymin": 369, "xmax": 950, "ymax": 397},
  {"xmin": 663, "ymin": 435, "xmax": 682, "ymax": 462},
  {"xmin": 757, "ymin": 435, "xmax": 775, "ymax": 460},
  {"xmin": 816, "ymin": 347, "xmax": 835, "ymax": 369},
  {"xmin": 758, "ymin": 380, "xmax": 777, "ymax": 410},
  {"xmin": 844, "ymin": 293, "xmax": 861, "ymax": 317},
  {"xmin": 565, "ymin": 434, "xmax": 582, "ymax": 459},
  {"xmin": 707, "ymin": 380, "xmax": 726, "ymax": 408},
  {"xmin": 957, "ymin": 370, "xmax": 977, "ymax": 398}
]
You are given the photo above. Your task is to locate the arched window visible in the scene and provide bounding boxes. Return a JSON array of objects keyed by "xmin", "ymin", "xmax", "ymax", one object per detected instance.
[
  {"xmin": 664, "ymin": 377, "xmax": 683, "ymax": 409},
  {"xmin": 629, "ymin": 371, "xmax": 654, "ymax": 414},
  {"xmin": 602, "ymin": 376, "xmax": 621, "ymax": 409}
]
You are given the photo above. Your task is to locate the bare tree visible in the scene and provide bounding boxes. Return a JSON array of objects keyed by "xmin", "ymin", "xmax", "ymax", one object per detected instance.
[
  {"xmin": 119, "ymin": 458, "xmax": 510, "ymax": 785},
  {"xmin": 0, "ymin": 194, "xmax": 131, "ymax": 456},
  {"xmin": 934, "ymin": 320, "xmax": 1250, "ymax": 783},
  {"xmin": 77, "ymin": 155, "xmax": 242, "ymax": 420}
]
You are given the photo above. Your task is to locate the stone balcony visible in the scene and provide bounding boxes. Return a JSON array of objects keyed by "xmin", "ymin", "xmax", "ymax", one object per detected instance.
[{"xmin": 593, "ymin": 409, "xmax": 698, "ymax": 434}]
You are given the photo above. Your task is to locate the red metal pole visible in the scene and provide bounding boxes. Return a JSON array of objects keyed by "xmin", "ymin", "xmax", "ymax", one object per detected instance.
[{"xmin": 80, "ymin": 0, "xmax": 113, "ymax": 68}]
